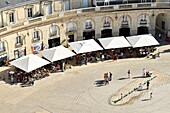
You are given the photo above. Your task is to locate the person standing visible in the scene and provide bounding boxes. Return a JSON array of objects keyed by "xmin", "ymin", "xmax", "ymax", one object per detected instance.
[
  {"xmin": 143, "ymin": 68, "xmax": 146, "ymax": 77},
  {"xmin": 104, "ymin": 73, "xmax": 109, "ymax": 85},
  {"xmin": 158, "ymin": 33, "xmax": 162, "ymax": 39},
  {"xmin": 109, "ymin": 72, "xmax": 112, "ymax": 81},
  {"xmin": 150, "ymin": 92, "xmax": 153, "ymax": 99},
  {"xmin": 147, "ymin": 81, "xmax": 150, "ymax": 90},
  {"xmin": 101, "ymin": 54, "xmax": 104, "ymax": 62},
  {"xmin": 128, "ymin": 70, "xmax": 131, "ymax": 79}
]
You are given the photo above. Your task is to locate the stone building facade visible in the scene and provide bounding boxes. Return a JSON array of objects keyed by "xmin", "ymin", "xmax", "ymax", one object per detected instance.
[{"xmin": 0, "ymin": 0, "xmax": 169, "ymax": 65}]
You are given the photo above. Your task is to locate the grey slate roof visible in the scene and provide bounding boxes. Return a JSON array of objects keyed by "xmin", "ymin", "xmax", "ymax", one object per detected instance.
[{"xmin": 0, "ymin": 0, "xmax": 39, "ymax": 11}]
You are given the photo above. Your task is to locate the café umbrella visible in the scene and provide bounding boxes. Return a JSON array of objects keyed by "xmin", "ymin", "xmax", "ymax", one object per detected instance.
[
  {"xmin": 39, "ymin": 45, "xmax": 76, "ymax": 62},
  {"xmin": 10, "ymin": 54, "xmax": 50, "ymax": 73}
]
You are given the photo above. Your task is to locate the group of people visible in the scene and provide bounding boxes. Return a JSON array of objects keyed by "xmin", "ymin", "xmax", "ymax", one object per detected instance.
[
  {"xmin": 127, "ymin": 68, "xmax": 152, "ymax": 79},
  {"xmin": 104, "ymin": 72, "xmax": 112, "ymax": 85},
  {"xmin": 127, "ymin": 68, "xmax": 153, "ymax": 99},
  {"xmin": 7, "ymin": 67, "xmax": 50, "ymax": 86}
]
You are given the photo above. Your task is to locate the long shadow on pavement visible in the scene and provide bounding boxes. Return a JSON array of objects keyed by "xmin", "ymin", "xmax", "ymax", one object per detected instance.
[
  {"xmin": 142, "ymin": 98, "xmax": 151, "ymax": 101},
  {"xmin": 132, "ymin": 76, "xmax": 147, "ymax": 79},
  {"xmin": 117, "ymin": 77, "xmax": 129, "ymax": 80},
  {"xmin": 94, "ymin": 80, "xmax": 106, "ymax": 87}
]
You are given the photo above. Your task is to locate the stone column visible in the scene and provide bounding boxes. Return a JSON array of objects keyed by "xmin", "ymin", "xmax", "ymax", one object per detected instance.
[
  {"xmin": 149, "ymin": 15, "xmax": 156, "ymax": 37},
  {"xmin": 131, "ymin": 13, "xmax": 138, "ymax": 35},
  {"xmin": 77, "ymin": 17, "xmax": 84, "ymax": 41},
  {"xmin": 94, "ymin": 16, "xmax": 101, "ymax": 39}
]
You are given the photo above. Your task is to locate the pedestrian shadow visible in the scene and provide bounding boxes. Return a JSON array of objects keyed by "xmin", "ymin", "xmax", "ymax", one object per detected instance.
[
  {"xmin": 94, "ymin": 80, "xmax": 105, "ymax": 87},
  {"xmin": 137, "ymin": 88, "xmax": 147, "ymax": 92},
  {"xmin": 132, "ymin": 76, "xmax": 146, "ymax": 79},
  {"xmin": 117, "ymin": 77, "xmax": 129, "ymax": 80},
  {"xmin": 142, "ymin": 98, "xmax": 151, "ymax": 101}
]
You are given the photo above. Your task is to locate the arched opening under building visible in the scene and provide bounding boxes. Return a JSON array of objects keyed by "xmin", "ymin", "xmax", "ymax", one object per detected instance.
[
  {"xmin": 155, "ymin": 13, "xmax": 168, "ymax": 38},
  {"xmin": 137, "ymin": 13, "xmax": 149, "ymax": 35},
  {"xmin": 119, "ymin": 15, "xmax": 131, "ymax": 37},
  {"xmin": 66, "ymin": 22, "xmax": 77, "ymax": 42},
  {"xmin": 101, "ymin": 16, "xmax": 113, "ymax": 38},
  {"xmin": 83, "ymin": 19, "xmax": 95, "ymax": 40}
]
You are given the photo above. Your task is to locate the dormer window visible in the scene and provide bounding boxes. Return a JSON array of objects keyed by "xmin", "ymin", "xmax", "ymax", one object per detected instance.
[
  {"xmin": 46, "ymin": 2, "xmax": 52, "ymax": 16},
  {"xmin": 9, "ymin": 12, "xmax": 14, "ymax": 24},
  {"xmin": 28, "ymin": 8, "xmax": 33, "ymax": 18}
]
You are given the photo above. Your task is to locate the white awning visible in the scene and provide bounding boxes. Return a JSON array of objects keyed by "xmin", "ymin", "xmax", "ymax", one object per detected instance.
[
  {"xmin": 39, "ymin": 45, "xmax": 76, "ymax": 62},
  {"xmin": 10, "ymin": 54, "xmax": 50, "ymax": 73},
  {"xmin": 98, "ymin": 36, "xmax": 131, "ymax": 49},
  {"xmin": 126, "ymin": 34, "xmax": 160, "ymax": 48},
  {"xmin": 68, "ymin": 39, "xmax": 103, "ymax": 54}
]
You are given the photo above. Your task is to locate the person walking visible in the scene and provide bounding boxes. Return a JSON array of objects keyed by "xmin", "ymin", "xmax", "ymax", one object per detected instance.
[
  {"xmin": 143, "ymin": 68, "xmax": 146, "ymax": 77},
  {"xmin": 128, "ymin": 70, "xmax": 131, "ymax": 79},
  {"xmin": 150, "ymin": 92, "xmax": 153, "ymax": 99},
  {"xmin": 109, "ymin": 72, "xmax": 112, "ymax": 81},
  {"xmin": 101, "ymin": 54, "xmax": 104, "ymax": 62},
  {"xmin": 104, "ymin": 73, "xmax": 109, "ymax": 85},
  {"xmin": 158, "ymin": 33, "xmax": 162, "ymax": 39},
  {"xmin": 146, "ymin": 81, "xmax": 150, "ymax": 90}
]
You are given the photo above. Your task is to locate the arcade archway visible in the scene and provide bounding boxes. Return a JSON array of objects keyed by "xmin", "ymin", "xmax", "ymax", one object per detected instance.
[{"xmin": 155, "ymin": 13, "xmax": 168, "ymax": 37}]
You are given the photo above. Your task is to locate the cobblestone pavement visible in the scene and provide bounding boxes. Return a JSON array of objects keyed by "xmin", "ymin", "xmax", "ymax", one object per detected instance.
[{"xmin": 0, "ymin": 44, "xmax": 170, "ymax": 113}]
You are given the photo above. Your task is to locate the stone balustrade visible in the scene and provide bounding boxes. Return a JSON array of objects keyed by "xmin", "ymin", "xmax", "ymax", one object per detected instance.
[{"xmin": 0, "ymin": 2, "xmax": 170, "ymax": 34}]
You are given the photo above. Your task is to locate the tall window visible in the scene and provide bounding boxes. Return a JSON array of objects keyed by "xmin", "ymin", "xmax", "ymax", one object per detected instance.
[
  {"xmin": 16, "ymin": 36, "xmax": 21, "ymax": 44},
  {"xmin": 33, "ymin": 31, "xmax": 40, "ymax": 41},
  {"xmin": 103, "ymin": 17, "xmax": 110, "ymax": 27},
  {"xmin": 67, "ymin": 22, "xmax": 74, "ymax": 32},
  {"xmin": 28, "ymin": 8, "xmax": 33, "ymax": 18},
  {"xmin": 140, "ymin": 14, "xmax": 147, "ymax": 25},
  {"xmin": 0, "ymin": 42, "xmax": 5, "ymax": 52},
  {"xmin": 85, "ymin": 20, "xmax": 92, "ymax": 29},
  {"xmin": 122, "ymin": 16, "xmax": 127, "ymax": 22},
  {"xmin": 122, "ymin": 15, "xmax": 128, "ymax": 25},
  {"xmin": 46, "ymin": 3, "xmax": 52, "ymax": 16},
  {"xmin": 50, "ymin": 26, "xmax": 57, "ymax": 36},
  {"xmin": 9, "ymin": 12, "xmax": 14, "ymax": 24}
]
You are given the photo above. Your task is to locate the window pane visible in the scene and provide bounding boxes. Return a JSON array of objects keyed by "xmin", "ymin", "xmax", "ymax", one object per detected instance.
[
  {"xmin": 28, "ymin": 8, "xmax": 32, "ymax": 17},
  {"xmin": 50, "ymin": 26, "xmax": 57, "ymax": 35},
  {"xmin": 68, "ymin": 23, "xmax": 74, "ymax": 31},
  {"xmin": 0, "ymin": 42, "xmax": 4, "ymax": 51},
  {"xmin": 16, "ymin": 36, "xmax": 21, "ymax": 43},
  {"xmin": 9, "ymin": 13, "xmax": 14, "ymax": 23},
  {"xmin": 34, "ymin": 31, "xmax": 39, "ymax": 40}
]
